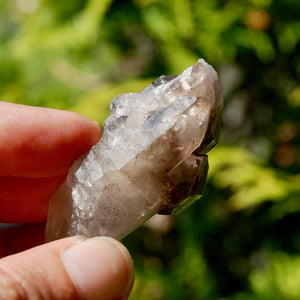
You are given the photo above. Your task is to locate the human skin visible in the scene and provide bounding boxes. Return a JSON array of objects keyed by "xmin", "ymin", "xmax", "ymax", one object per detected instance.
[{"xmin": 0, "ymin": 102, "xmax": 134, "ymax": 299}]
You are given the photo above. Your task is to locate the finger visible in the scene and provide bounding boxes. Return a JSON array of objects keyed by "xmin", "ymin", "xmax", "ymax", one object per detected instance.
[
  {"xmin": 0, "ymin": 223, "xmax": 45, "ymax": 258},
  {"xmin": 0, "ymin": 176, "xmax": 65, "ymax": 222},
  {"xmin": 0, "ymin": 101, "xmax": 101, "ymax": 178},
  {"xmin": 0, "ymin": 237, "xmax": 134, "ymax": 300}
]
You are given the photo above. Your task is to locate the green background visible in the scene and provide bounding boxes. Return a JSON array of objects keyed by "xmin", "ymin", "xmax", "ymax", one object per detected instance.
[{"xmin": 1, "ymin": 0, "xmax": 300, "ymax": 298}]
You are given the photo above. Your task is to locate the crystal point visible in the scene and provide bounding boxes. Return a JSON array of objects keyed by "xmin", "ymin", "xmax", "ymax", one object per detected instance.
[{"xmin": 45, "ymin": 59, "xmax": 223, "ymax": 241}]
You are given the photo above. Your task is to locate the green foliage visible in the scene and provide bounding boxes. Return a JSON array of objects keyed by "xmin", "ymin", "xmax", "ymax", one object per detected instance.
[
  {"xmin": 1, "ymin": 0, "xmax": 299, "ymax": 298},
  {"xmin": 210, "ymin": 147, "xmax": 299, "ymax": 210}
]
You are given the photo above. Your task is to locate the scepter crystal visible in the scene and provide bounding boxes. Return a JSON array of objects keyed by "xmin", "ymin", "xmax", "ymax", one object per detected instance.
[{"xmin": 45, "ymin": 59, "xmax": 223, "ymax": 241}]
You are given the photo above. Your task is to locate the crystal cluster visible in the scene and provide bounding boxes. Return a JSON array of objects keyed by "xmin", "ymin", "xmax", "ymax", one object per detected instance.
[{"xmin": 45, "ymin": 59, "xmax": 223, "ymax": 241}]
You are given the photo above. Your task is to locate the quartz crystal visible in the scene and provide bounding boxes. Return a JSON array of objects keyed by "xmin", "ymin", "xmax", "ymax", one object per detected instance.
[{"xmin": 45, "ymin": 59, "xmax": 223, "ymax": 241}]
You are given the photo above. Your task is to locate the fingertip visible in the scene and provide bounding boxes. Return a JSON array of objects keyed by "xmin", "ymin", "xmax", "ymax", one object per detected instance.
[
  {"xmin": 62, "ymin": 237, "xmax": 134, "ymax": 300},
  {"xmin": 0, "ymin": 102, "xmax": 102, "ymax": 177},
  {"xmin": 74, "ymin": 112, "xmax": 101, "ymax": 144},
  {"xmin": 75, "ymin": 112, "xmax": 100, "ymax": 129}
]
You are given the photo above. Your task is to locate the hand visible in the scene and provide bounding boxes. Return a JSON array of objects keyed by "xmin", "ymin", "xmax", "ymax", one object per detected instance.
[{"xmin": 0, "ymin": 102, "xmax": 134, "ymax": 299}]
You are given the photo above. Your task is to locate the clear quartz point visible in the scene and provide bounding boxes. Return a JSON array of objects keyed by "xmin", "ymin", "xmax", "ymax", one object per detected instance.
[{"xmin": 45, "ymin": 59, "xmax": 223, "ymax": 241}]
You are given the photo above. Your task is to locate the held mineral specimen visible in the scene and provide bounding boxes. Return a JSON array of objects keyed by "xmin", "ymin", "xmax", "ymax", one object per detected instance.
[{"xmin": 45, "ymin": 59, "xmax": 223, "ymax": 241}]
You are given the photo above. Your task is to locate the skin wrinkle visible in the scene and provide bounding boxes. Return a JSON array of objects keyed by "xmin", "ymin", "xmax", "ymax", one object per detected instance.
[
  {"xmin": 35, "ymin": 242, "xmax": 72, "ymax": 299},
  {"xmin": 9, "ymin": 258, "xmax": 50, "ymax": 299},
  {"xmin": 0, "ymin": 260, "xmax": 28, "ymax": 299},
  {"xmin": 0, "ymin": 239, "xmax": 81, "ymax": 299}
]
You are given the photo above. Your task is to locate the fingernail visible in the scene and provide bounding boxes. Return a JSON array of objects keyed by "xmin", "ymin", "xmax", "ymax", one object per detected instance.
[{"xmin": 62, "ymin": 237, "xmax": 134, "ymax": 300}]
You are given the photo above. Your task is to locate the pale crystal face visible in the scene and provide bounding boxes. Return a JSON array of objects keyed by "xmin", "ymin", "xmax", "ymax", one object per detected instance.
[{"xmin": 45, "ymin": 59, "xmax": 223, "ymax": 241}]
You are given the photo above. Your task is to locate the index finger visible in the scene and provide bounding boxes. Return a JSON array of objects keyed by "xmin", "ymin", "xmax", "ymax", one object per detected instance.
[{"xmin": 0, "ymin": 102, "xmax": 101, "ymax": 178}]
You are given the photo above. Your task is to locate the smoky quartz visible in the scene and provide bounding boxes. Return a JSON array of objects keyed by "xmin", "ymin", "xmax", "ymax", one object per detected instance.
[{"xmin": 46, "ymin": 59, "xmax": 223, "ymax": 241}]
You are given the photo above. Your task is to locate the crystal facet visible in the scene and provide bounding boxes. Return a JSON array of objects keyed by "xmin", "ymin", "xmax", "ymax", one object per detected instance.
[{"xmin": 45, "ymin": 59, "xmax": 223, "ymax": 241}]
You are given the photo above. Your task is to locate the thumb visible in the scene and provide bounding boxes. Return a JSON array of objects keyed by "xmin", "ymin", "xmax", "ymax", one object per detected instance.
[{"xmin": 0, "ymin": 236, "xmax": 134, "ymax": 300}]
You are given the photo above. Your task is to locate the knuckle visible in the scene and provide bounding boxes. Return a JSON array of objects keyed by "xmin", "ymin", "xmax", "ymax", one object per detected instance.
[{"xmin": 0, "ymin": 262, "xmax": 27, "ymax": 300}]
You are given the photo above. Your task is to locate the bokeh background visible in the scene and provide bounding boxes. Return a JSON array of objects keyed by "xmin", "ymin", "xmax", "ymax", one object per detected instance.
[{"xmin": 1, "ymin": 0, "xmax": 300, "ymax": 298}]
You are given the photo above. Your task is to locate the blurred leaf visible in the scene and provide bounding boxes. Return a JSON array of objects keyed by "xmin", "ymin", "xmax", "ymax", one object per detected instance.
[
  {"xmin": 10, "ymin": 0, "xmax": 113, "ymax": 57},
  {"xmin": 287, "ymin": 86, "xmax": 300, "ymax": 107},
  {"xmin": 209, "ymin": 146, "xmax": 298, "ymax": 210},
  {"xmin": 250, "ymin": 252, "xmax": 300, "ymax": 299}
]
